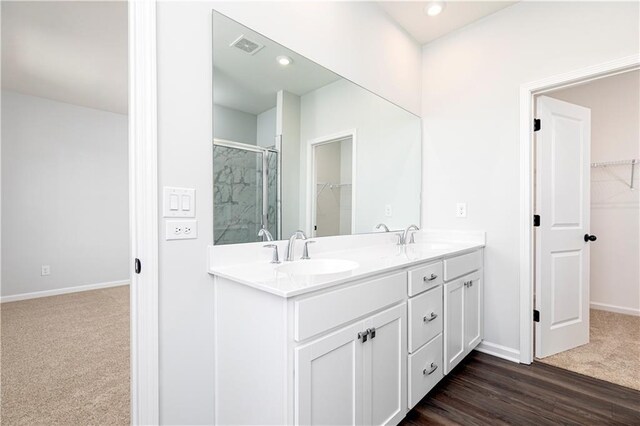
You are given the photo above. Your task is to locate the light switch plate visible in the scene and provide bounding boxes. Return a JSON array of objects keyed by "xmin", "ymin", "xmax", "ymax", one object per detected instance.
[
  {"xmin": 163, "ymin": 187, "xmax": 196, "ymax": 217},
  {"xmin": 166, "ymin": 220, "xmax": 198, "ymax": 240}
]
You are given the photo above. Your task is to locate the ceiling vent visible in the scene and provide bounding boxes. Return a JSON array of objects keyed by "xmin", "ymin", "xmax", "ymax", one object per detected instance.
[{"xmin": 229, "ymin": 35, "xmax": 264, "ymax": 55}]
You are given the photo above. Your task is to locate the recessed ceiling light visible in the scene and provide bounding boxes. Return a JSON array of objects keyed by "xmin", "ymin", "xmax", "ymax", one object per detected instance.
[
  {"xmin": 425, "ymin": 1, "xmax": 445, "ymax": 16},
  {"xmin": 276, "ymin": 55, "xmax": 293, "ymax": 66}
]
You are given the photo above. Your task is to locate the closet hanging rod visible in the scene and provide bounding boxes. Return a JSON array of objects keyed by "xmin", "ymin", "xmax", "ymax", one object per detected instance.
[
  {"xmin": 591, "ymin": 158, "xmax": 638, "ymax": 190},
  {"xmin": 590, "ymin": 158, "xmax": 638, "ymax": 168}
]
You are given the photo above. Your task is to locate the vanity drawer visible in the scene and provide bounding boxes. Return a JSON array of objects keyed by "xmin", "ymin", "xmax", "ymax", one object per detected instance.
[
  {"xmin": 408, "ymin": 286, "xmax": 443, "ymax": 353},
  {"xmin": 408, "ymin": 333, "xmax": 443, "ymax": 409},
  {"xmin": 444, "ymin": 250, "xmax": 482, "ymax": 281},
  {"xmin": 294, "ymin": 272, "xmax": 405, "ymax": 342},
  {"xmin": 408, "ymin": 261, "xmax": 443, "ymax": 297}
]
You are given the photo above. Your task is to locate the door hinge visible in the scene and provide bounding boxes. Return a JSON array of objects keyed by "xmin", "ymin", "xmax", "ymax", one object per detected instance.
[
  {"xmin": 135, "ymin": 258, "xmax": 142, "ymax": 274},
  {"xmin": 534, "ymin": 118, "xmax": 541, "ymax": 132},
  {"xmin": 533, "ymin": 215, "xmax": 541, "ymax": 227},
  {"xmin": 533, "ymin": 310, "xmax": 540, "ymax": 322}
]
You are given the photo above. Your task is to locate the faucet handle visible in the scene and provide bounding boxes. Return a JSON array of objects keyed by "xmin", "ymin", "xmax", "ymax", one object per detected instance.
[
  {"xmin": 263, "ymin": 244, "xmax": 281, "ymax": 264},
  {"xmin": 409, "ymin": 232, "xmax": 416, "ymax": 244},
  {"xmin": 301, "ymin": 240, "xmax": 316, "ymax": 260},
  {"xmin": 395, "ymin": 233, "xmax": 403, "ymax": 246}
]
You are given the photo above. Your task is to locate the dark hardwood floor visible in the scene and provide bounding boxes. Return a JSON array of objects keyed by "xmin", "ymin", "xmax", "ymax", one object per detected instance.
[{"xmin": 401, "ymin": 351, "xmax": 640, "ymax": 425}]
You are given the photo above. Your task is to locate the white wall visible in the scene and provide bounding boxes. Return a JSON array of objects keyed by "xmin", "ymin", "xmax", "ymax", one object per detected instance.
[
  {"xmin": 1, "ymin": 91, "xmax": 129, "ymax": 298},
  {"xmin": 300, "ymin": 79, "xmax": 421, "ymax": 233},
  {"xmin": 156, "ymin": 2, "xmax": 420, "ymax": 424},
  {"xmin": 549, "ymin": 71, "xmax": 640, "ymax": 316},
  {"xmin": 211, "ymin": 2, "xmax": 422, "ymax": 115},
  {"xmin": 421, "ymin": 1, "xmax": 639, "ymax": 357},
  {"xmin": 213, "ymin": 103, "xmax": 257, "ymax": 145},
  {"xmin": 256, "ymin": 106, "xmax": 276, "ymax": 148}
]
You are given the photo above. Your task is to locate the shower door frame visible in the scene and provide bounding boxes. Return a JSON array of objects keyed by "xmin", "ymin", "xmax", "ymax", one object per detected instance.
[{"xmin": 213, "ymin": 138, "xmax": 282, "ymax": 241}]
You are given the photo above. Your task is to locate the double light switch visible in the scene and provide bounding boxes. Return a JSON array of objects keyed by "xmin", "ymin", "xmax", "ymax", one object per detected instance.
[{"xmin": 163, "ymin": 187, "xmax": 195, "ymax": 218}]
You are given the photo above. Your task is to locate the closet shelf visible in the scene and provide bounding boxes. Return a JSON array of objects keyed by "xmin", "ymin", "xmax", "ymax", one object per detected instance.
[
  {"xmin": 591, "ymin": 158, "xmax": 638, "ymax": 190},
  {"xmin": 316, "ymin": 182, "xmax": 352, "ymax": 198}
]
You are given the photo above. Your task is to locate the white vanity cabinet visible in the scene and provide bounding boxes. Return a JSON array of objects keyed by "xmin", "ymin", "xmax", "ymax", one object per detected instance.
[
  {"xmin": 296, "ymin": 303, "xmax": 406, "ymax": 426},
  {"xmin": 212, "ymin": 245, "xmax": 484, "ymax": 425},
  {"xmin": 214, "ymin": 271, "xmax": 407, "ymax": 426},
  {"xmin": 405, "ymin": 261, "xmax": 444, "ymax": 409},
  {"xmin": 443, "ymin": 251, "xmax": 484, "ymax": 374}
]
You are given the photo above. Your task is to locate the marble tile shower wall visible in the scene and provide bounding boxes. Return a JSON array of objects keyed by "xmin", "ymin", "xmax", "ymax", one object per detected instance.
[
  {"xmin": 213, "ymin": 146, "xmax": 262, "ymax": 245},
  {"xmin": 213, "ymin": 145, "xmax": 279, "ymax": 244}
]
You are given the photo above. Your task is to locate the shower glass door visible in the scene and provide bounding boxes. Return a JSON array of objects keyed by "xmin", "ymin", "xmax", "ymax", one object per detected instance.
[{"xmin": 213, "ymin": 140, "xmax": 279, "ymax": 245}]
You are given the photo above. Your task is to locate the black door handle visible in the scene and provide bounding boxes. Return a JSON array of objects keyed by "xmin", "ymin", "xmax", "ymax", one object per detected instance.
[{"xmin": 584, "ymin": 234, "xmax": 597, "ymax": 242}]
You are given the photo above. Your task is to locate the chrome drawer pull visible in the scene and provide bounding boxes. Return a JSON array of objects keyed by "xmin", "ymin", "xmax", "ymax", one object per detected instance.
[
  {"xmin": 423, "ymin": 312, "xmax": 438, "ymax": 322},
  {"xmin": 423, "ymin": 273, "xmax": 438, "ymax": 282},
  {"xmin": 423, "ymin": 363, "xmax": 438, "ymax": 376}
]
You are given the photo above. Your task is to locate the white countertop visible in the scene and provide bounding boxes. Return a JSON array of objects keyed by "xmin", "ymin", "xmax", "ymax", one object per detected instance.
[{"xmin": 209, "ymin": 237, "xmax": 484, "ymax": 298}]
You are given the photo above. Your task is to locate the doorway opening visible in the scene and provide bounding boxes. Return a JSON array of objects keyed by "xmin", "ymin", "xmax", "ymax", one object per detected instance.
[
  {"xmin": 1, "ymin": 1, "xmax": 135, "ymax": 423},
  {"xmin": 531, "ymin": 69, "xmax": 639, "ymax": 390},
  {"xmin": 310, "ymin": 134, "xmax": 355, "ymax": 238}
]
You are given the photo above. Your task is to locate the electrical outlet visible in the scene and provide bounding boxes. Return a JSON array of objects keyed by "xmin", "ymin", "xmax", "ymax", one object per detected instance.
[
  {"xmin": 41, "ymin": 265, "xmax": 51, "ymax": 276},
  {"xmin": 166, "ymin": 220, "xmax": 198, "ymax": 240},
  {"xmin": 456, "ymin": 203, "xmax": 467, "ymax": 218},
  {"xmin": 384, "ymin": 204, "xmax": 393, "ymax": 217}
]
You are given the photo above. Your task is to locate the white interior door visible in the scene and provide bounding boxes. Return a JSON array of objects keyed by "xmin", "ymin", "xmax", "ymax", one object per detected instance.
[{"xmin": 535, "ymin": 95, "xmax": 591, "ymax": 358}]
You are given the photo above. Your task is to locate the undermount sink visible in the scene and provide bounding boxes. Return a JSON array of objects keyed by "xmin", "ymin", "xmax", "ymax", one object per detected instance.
[{"xmin": 276, "ymin": 259, "xmax": 359, "ymax": 276}]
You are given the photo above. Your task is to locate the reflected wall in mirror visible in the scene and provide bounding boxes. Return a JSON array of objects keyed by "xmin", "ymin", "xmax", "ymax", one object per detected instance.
[{"xmin": 213, "ymin": 11, "xmax": 421, "ymax": 245}]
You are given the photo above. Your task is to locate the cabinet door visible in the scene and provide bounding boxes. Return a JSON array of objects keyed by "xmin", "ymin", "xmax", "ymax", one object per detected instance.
[
  {"xmin": 296, "ymin": 321, "xmax": 364, "ymax": 425},
  {"xmin": 363, "ymin": 303, "xmax": 407, "ymax": 426},
  {"xmin": 444, "ymin": 278, "xmax": 465, "ymax": 374},
  {"xmin": 464, "ymin": 272, "xmax": 483, "ymax": 351}
]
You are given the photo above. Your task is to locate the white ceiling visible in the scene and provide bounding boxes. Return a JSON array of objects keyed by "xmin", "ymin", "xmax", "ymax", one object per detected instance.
[
  {"xmin": 378, "ymin": 1, "xmax": 518, "ymax": 45},
  {"xmin": 1, "ymin": 1, "xmax": 128, "ymax": 114},
  {"xmin": 213, "ymin": 11, "xmax": 341, "ymax": 116}
]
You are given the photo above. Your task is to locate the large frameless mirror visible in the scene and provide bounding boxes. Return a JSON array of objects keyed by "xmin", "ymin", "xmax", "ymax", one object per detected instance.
[{"xmin": 212, "ymin": 11, "xmax": 422, "ymax": 245}]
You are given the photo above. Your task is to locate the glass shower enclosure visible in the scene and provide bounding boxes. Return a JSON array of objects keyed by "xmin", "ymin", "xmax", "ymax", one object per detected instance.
[{"xmin": 213, "ymin": 139, "xmax": 279, "ymax": 245}]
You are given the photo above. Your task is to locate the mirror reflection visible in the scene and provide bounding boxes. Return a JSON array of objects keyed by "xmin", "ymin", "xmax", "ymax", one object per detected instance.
[{"xmin": 213, "ymin": 11, "xmax": 421, "ymax": 245}]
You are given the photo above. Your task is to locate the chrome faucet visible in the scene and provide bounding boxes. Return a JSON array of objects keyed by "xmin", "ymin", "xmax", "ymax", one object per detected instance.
[
  {"xmin": 258, "ymin": 227, "xmax": 273, "ymax": 242},
  {"xmin": 376, "ymin": 223, "xmax": 390, "ymax": 232},
  {"xmin": 401, "ymin": 224, "xmax": 420, "ymax": 245},
  {"xmin": 285, "ymin": 230, "xmax": 307, "ymax": 261}
]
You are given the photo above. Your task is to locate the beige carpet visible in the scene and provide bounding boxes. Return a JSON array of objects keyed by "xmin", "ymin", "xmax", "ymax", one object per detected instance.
[
  {"xmin": 1, "ymin": 286, "xmax": 130, "ymax": 425},
  {"xmin": 537, "ymin": 309, "xmax": 640, "ymax": 391}
]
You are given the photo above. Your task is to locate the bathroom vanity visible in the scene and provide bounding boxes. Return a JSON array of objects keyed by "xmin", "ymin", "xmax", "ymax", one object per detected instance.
[
  {"xmin": 209, "ymin": 11, "xmax": 483, "ymax": 425},
  {"xmin": 209, "ymin": 232, "xmax": 484, "ymax": 425}
]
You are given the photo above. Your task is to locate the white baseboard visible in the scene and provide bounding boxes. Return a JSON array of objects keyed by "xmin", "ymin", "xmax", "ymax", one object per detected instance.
[
  {"xmin": 1, "ymin": 280, "xmax": 130, "ymax": 303},
  {"xmin": 475, "ymin": 341, "xmax": 521, "ymax": 363},
  {"xmin": 591, "ymin": 302, "xmax": 640, "ymax": 317}
]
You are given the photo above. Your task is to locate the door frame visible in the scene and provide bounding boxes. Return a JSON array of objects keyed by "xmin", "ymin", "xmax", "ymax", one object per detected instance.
[
  {"xmin": 518, "ymin": 54, "xmax": 639, "ymax": 364},
  {"xmin": 306, "ymin": 129, "xmax": 357, "ymax": 237},
  {"xmin": 129, "ymin": 0, "xmax": 159, "ymax": 424}
]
